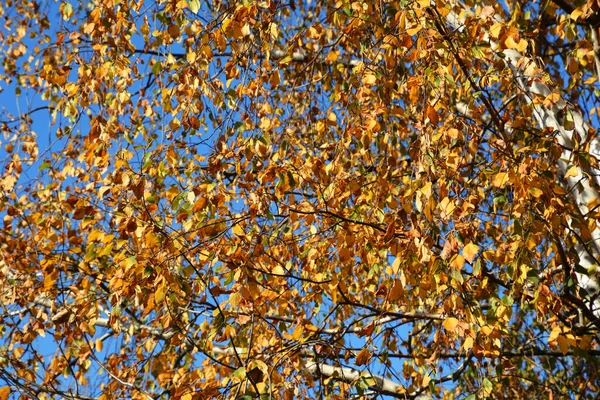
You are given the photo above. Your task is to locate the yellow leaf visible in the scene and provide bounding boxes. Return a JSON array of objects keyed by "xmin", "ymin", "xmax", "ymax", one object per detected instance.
[
  {"xmin": 232, "ymin": 224, "xmax": 245, "ymax": 237},
  {"xmin": 60, "ymin": 2, "xmax": 73, "ymax": 20},
  {"xmin": 489, "ymin": 22, "xmax": 503, "ymax": 39},
  {"xmin": 270, "ymin": 71, "xmax": 280, "ymax": 87},
  {"xmin": 292, "ymin": 325, "xmax": 304, "ymax": 340},
  {"xmin": 420, "ymin": 181, "xmax": 432, "ymax": 198},
  {"xmin": 241, "ymin": 23, "xmax": 251, "ymax": 37},
  {"xmin": 365, "ymin": 119, "xmax": 380, "ymax": 132},
  {"xmin": 326, "ymin": 50, "xmax": 338, "ymax": 63},
  {"xmin": 515, "ymin": 39, "xmax": 528, "ymax": 52},
  {"xmin": 505, "ymin": 35, "xmax": 523, "ymax": 50},
  {"xmin": 269, "ymin": 22, "xmax": 279, "ymax": 39},
  {"xmin": 83, "ymin": 22, "xmax": 95, "ymax": 34},
  {"xmin": 188, "ymin": 0, "xmax": 200, "ymax": 13},
  {"xmin": 186, "ymin": 51, "xmax": 197, "ymax": 63},
  {"xmin": 443, "ymin": 317, "xmax": 459, "ymax": 332},
  {"xmin": 0, "ymin": 387, "xmax": 10, "ymax": 400},
  {"xmin": 462, "ymin": 242, "xmax": 480, "ymax": 263},
  {"xmin": 447, "ymin": 128, "xmax": 460, "ymax": 138},
  {"xmin": 528, "ymin": 187, "xmax": 543, "ymax": 198},
  {"xmin": 272, "ymin": 264, "xmax": 285, "ymax": 275},
  {"xmin": 406, "ymin": 24, "xmax": 422, "ymax": 36},
  {"xmin": 564, "ymin": 165, "xmax": 580, "ymax": 179},
  {"xmin": 463, "ymin": 336, "xmax": 474, "ymax": 351},
  {"xmin": 390, "ymin": 256, "xmax": 401, "ymax": 274},
  {"xmin": 492, "ymin": 172, "xmax": 509, "ymax": 187},
  {"xmin": 481, "ymin": 325, "xmax": 493, "ymax": 336},
  {"xmin": 543, "ymin": 92, "xmax": 561, "ymax": 107},
  {"xmin": 439, "ymin": 197, "xmax": 456, "ymax": 218},
  {"xmin": 362, "ymin": 74, "xmax": 377, "ymax": 85},
  {"xmin": 588, "ymin": 196, "xmax": 600, "ymax": 212},
  {"xmin": 548, "ymin": 326, "xmax": 561, "ymax": 345},
  {"xmin": 570, "ymin": 8, "xmax": 584, "ymax": 20},
  {"xmin": 155, "ymin": 281, "xmax": 166, "ymax": 303}
]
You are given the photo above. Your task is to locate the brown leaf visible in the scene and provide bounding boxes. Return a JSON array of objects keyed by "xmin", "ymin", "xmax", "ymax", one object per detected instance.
[
  {"xmin": 355, "ymin": 348, "xmax": 372, "ymax": 366},
  {"xmin": 441, "ymin": 237, "xmax": 459, "ymax": 260},
  {"xmin": 357, "ymin": 322, "xmax": 375, "ymax": 337}
]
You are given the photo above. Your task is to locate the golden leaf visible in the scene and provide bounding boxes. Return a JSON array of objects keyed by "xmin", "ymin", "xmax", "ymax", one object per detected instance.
[
  {"xmin": 462, "ymin": 242, "xmax": 480, "ymax": 263},
  {"xmin": 564, "ymin": 165, "xmax": 579, "ymax": 179},
  {"xmin": 450, "ymin": 254, "xmax": 464, "ymax": 270},
  {"xmin": 362, "ymin": 74, "xmax": 377, "ymax": 85},
  {"xmin": 231, "ymin": 224, "xmax": 245, "ymax": 237},
  {"xmin": 528, "ymin": 187, "xmax": 543, "ymax": 198},
  {"xmin": 492, "ymin": 172, "xmax": 509, "ymax": 187},
  {"xmin": 557, "ymin": 335, "xmax": 569, "ymax": 355},
  {"xmin": 443, "ymin": 317, "xmax": 459, "ymax": 332},
  {"xmin": 463, "ymin": 337, "xmax": 474, "ymax": 351}
]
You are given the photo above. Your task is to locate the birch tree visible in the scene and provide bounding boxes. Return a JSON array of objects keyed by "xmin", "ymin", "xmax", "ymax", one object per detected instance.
[{"xmin": 1, "ymin": 0, "xmax": 600, "ymax": 398}]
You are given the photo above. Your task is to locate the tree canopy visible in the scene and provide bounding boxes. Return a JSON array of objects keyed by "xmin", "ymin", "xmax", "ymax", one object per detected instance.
[{"xmin": 2, "ymin": 0, "xmax": 600, "ymax": 398}]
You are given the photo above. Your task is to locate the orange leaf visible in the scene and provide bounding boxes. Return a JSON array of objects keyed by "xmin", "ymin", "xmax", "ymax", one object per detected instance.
[
  {"xmin": 355, "ymin": 348, "xmax": 372, "ymax": 366},
  {"xmin": 0, "ymin": 387, "xmax": 10, "ymax": 400},
  {"xmin": 339, "ymin": 247, "xmax": 352, "ymax": 262},
  {"xmin": 426, "ymin": 105, "xmax": 439, "ymax": 125},
  {"xmin": 450, "ymin": 254, "xmax": 465, "ymax": 270},
  {"xmin": 192, "ymin": 196, "xmax": 208, "ymax": 212},
  {"xmin": 388, "ymin": 279, "xmax": 404, "ymax": 302}
]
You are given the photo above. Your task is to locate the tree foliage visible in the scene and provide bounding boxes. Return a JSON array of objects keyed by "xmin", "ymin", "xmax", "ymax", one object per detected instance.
[{"xmin": 2, "ymin": 0, "xmax": 600, "ymax": 398}]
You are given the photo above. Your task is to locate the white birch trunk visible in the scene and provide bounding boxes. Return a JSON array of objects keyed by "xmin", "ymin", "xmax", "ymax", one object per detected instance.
[{"xmin": 450, "ymin": 5, "xmax": 600, "ymax": 315}]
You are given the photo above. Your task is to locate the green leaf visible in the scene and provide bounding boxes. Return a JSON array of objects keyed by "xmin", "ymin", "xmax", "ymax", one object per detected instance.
[
  {"xmin": 279, "ymin": 55, "xmax": 292, "ymax": 65},
  {"xmin": 233, "ymin": 367, "xmax": 246, "ymax": 380},
  {"xmin": 563, "ymin": 111, "xmax": 575, "ymax": 131},
  {"xmin": 152, "ymin": 61, "xmax": 162, "ymax": 75},
  {"xmin": 502, "ymin": 295, "xmax": 514, "ymax": 306},
  {"xmin": 61, "ymin": 2, "xmax": 73, "ymax": 20}
]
